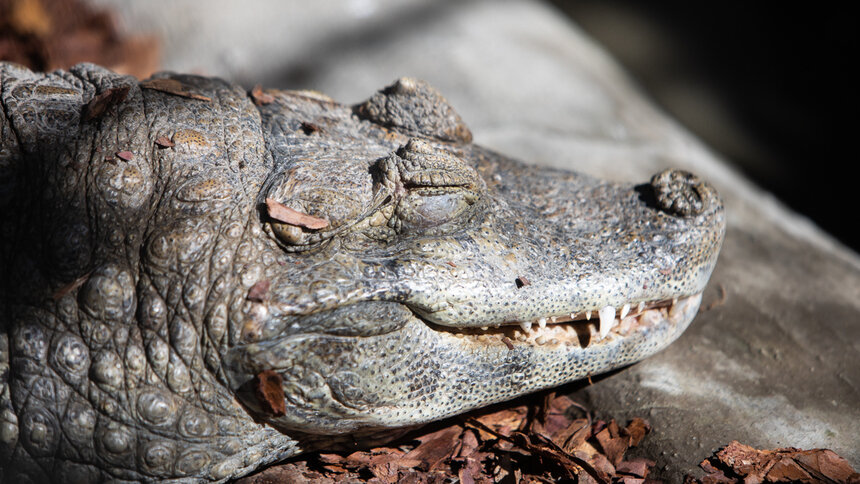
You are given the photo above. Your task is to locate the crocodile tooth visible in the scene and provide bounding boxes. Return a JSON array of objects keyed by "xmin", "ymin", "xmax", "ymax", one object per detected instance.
[
  {"xmin": 538, "ymin": 318, "xmax": 547, "ymax": 329},
  {"xmin": 638, "ymin": 301, "xmax": 645, "ymax": 313},
  {"xmin": 570, "ymin": 312, "xmax": 577, "ymax": 319},
  {"xmin": 481, "ymin": 326, "xmax": 488, "ymax": 331},
  {"xmin": 598, "ymin": 306, "xmax": 616, "ymax": 339},
  {"xmin": 520, "ymin": 321, "xmax": 532, "ymax": 332},
  {"xmin": 550, "ymin": 316, "xmax": 558, "ymax": 323},
  {"xmin": 550, "ymin": 338, "xmax": 559, "ymax": 345},
  {"xmin": 535, "ymin": 336, "xmax": 547, "ymax": 345},
  {"xmin": 586, "ymin": 311, "xmax": 592, "ymax": 320},
  {"xmin": 620, "ymin": 303, "xmax": 630, "ymax": 319}
]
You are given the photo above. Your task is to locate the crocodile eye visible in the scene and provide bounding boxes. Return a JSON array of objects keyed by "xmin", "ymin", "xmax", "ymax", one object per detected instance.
[
  {"xmin": 376, "ymin": 138, "xmax": 484, "ymax": 234},
  {"xmin": 264, "ymin": 163, "xmax": 378, "ymax": 250}
]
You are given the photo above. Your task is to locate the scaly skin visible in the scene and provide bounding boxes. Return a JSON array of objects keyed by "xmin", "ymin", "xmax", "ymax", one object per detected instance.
[{"xmin": 0, "ymin": 63, "xmax": 725, "ymax": 482}]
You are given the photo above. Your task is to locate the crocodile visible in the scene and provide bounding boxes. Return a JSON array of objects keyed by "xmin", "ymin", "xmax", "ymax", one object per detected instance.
[{"xmin": 0, "ymin": 63, "xmax": 725, "ymax": 482}]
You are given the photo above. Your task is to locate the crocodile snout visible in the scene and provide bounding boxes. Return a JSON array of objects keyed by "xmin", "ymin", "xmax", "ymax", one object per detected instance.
[{"xmin": 650, "ymin": 169, "xmax": 719, "ymax": 217}]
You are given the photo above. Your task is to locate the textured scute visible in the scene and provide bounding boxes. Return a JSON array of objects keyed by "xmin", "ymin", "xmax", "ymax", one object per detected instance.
[
  {"xmin": 0, "ymin": 62, "xmax": 723, "ymax": 482},
  {"xmin": 0, "ymin": 63, "xmax": 293, "ymax": 482}
]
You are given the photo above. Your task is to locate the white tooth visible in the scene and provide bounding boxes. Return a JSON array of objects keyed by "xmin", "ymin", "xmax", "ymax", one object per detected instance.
[
  {"xmin": 586, "ymin": 311, "xmax": 592, "ymax": 320},
  {"xmin": 550, "ymin": 316, "xmax": 558, "ymax": 323},
  {"xmin": 638, "ymin": 301, "xmax": 645, "ymax": 313},
  {"xmin": 520, "ymin": 321, "xmax": 532, "ymax": 332},
  {"xmin": 620, "ymin": 304, "xmax": 630, "ymax": 319},
  {"xmin": 570, "ymin": 313, "xmax": 577, "ymax": 319},
  {"xmin": 598, "ymin": 306, "xmax": 616, "ymax": 339},
  {"xmin": 550, "ymin": 338, "xmax": 559, "ymax": 345},
  {"xmin": 535, "ymin": 336, "xmax": 546, "ymax": 345},
  {"xmin": 538, "ymin": 318, "xmax": 547, "ymax": 328},
  {"xmin": 673, "ymin": 297, "xmax": 678, "ymax": 305},
  {"xmin": 481, "ymin": 326, "xmax": 488, "ymax": 331}
]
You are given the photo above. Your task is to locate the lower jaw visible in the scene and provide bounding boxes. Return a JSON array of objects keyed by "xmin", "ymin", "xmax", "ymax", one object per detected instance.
[{"xmin": 432, "ymin": 292, "xmax": 704, "ymax": 350}]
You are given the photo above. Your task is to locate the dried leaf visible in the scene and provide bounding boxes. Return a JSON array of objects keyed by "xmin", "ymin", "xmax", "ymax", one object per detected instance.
[
  {"xmin": 402, "ymin": 426, "xmax": 462, "ymax": 471},
  {"xmin": 595, "ymin": 426, "xmax": 629, "ymax": 467},
  {"xmin": 692, "ymin": 440, "xmax": 860, "ymax": 484},
  {"xmin": 115, "ymin": 150, "xmax": 133, "ymax": 161},
  {"xmin": 466, "ymin": 418, "xmax": 610, "ymax": 483},
  {"xmin": 154, "ymin": 135, "xmax": 175, "ymax": 148},
  {"xmin": 622, "ymin": 418, "xmax": 651, "ymax": 447},
  {"xmin": 553, "ymin": 418, "xmax": 591, "ymax": 454},
  {"xmin": 458, "ymin": 429, "xmax": 480, "ymax": 458},
  {"xmin": 793, "ymin": 448, "xmax": 859, "ymax": 481},
  {"xmin": 251, "ymin": 84, "xmax": 276, "ymax": 105},
  {"xmin": 247, "ymin": 280, "xmax": 270, "ymax": 302},
  {"xmin": 300, "ymin": 121, "xmax": 321, "ymax": 135},
  {"xmin": 265, "ymin": 198, "xmax": 329, "ymax": 230},
  {"xmin": 52, "ymin": 272, "xmax": 91, "ymax": 300},
  {"xmin": 83, "ymin": 86, "xmax": 130, "ymax": 121},
  {"xmin": 616, "ymin": 458, "xmax": 653, "ymax": 478},
  {"xmin": 474, "ymin": 407, "xmax": 528, "ymax": 438},
  {"xmin": 253, "ymin": 370, "xmax": 285, "ymax": 417},
  {"xmin": 140, "ymin": 78, "xmax": 211, "ymax": 101}
]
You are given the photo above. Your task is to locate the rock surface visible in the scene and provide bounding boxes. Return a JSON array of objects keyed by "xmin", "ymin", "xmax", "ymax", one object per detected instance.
[{"xmin": 95, "ymin": 0, "xmax": 860, "ymax": 478}]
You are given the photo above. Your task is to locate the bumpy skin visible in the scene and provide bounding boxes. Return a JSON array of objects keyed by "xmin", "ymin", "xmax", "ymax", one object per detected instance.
[{"xmin": 0, "ymin": 64, "xmax": 725, "ymax": 482}]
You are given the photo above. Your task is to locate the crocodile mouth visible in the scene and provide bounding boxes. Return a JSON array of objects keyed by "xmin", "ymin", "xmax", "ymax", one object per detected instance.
[{"xmin": 429, "ymin": 293, "xmax": 703, "ymax": 349}]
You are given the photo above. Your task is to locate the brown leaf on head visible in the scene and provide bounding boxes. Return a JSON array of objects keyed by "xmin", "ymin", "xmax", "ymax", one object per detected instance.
[
  {"xmin": 140, "ymin": 78, "xmax": 211, "ymax": 101},
  {"xmin": 82, "ymin": 86, "xmax": 130, "ymax": 121},
  {"xmin": 154, "ymin": 135, "xmax": 175, "ymax": 148},
  {"xmin": 115, "ymin": 150, "xmax": 133, "ymax": 161},
  {"xmin": 52, "ymin": 272, "xmax": 92, "ymax": 300},
  {"xmin": 265, "ymin": 198, "xmax": 329, "ymax": 230},
  {"xmin": 251, "ymin": 84, "xmax": 276, "ymax": 105},
  {"xmin": 254, "ymin": 370, "xmax": 285, "ymax": 417},
  {"xmin": 247, "ymin": 280, "xmax": 271, "ymax": 302}
]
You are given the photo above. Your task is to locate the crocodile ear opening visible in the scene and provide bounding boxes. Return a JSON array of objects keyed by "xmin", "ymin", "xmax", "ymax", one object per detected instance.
[{"xmin": 353, "ymin": 78, "xmax": 473, "ymax": 144}]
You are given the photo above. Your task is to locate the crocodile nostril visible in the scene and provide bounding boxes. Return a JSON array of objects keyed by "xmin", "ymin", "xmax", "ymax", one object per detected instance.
[{"xmin": 650, "ymin": 169, "xmax": 715, "ymax": 217}]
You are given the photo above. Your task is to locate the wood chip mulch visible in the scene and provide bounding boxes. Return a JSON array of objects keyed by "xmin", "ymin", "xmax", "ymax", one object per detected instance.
[
  {"xmin": 238, "ymin": 392, "xmax": 659, "ymax": 484},
  {"xmin": 685, "ymin": 440, "xmax": 859, "ymax": 484}
]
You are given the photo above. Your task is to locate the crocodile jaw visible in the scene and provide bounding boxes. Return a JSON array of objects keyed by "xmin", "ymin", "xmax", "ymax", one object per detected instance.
[{"xmin": 225, "ymin": 293, "xmax": 701, "ymax": 435}]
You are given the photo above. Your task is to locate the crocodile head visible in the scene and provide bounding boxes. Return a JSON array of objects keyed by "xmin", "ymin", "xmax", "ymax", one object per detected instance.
[
  {"xmin": 225, "ymin": 78, "xmax": 726, "ymax": 437},
  {"xmin": 0, "ymin": 65, "xmax": 724, "ymax": 481}
]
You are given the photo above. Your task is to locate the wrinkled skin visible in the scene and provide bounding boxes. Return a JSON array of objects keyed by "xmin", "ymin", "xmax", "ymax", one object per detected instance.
[{"xmin": 0, "ymin": 64, "xmax": 725, "ymax": 482}]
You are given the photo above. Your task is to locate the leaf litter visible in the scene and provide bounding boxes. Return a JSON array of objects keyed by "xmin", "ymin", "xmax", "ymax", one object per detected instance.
[
  {"xmin": 685, "ymin": 440, "xmax": 859, "ymax": 484},
  {"xmin": 237, "ymin": 392, "xmax": 663, "ymax": 483},
  {"xmin": 236, "ymin": 391, "xmax": 858, "ymax": 483}
]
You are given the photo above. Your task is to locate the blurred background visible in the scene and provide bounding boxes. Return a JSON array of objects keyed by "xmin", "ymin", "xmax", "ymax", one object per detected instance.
[{"xmin": 2, "ymin": 0, "xmax": 857, "ymax": 251}]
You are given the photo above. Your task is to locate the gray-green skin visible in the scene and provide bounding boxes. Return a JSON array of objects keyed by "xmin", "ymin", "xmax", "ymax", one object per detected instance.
[{"xmin": 0, "ymin": 63, "xmax": 725, "ymax": 482}]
